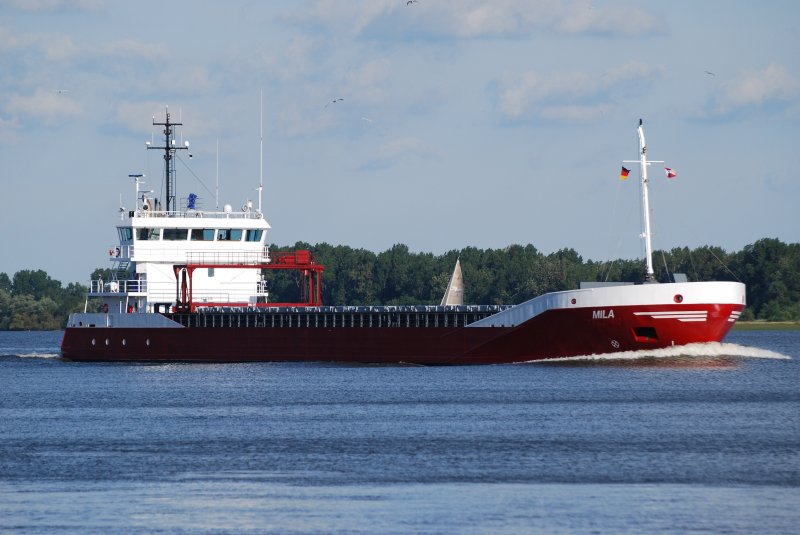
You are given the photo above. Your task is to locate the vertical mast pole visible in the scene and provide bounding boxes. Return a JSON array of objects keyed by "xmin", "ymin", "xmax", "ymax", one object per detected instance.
[
  {"xmin": 259, "ymin": 88, "xmax": 264, "ymax": 214},
  {"xmin": 148, "ymin": 107, "xmax": 187, "ymax": 214},
  {"xmin": 637, "ymin": 119, "xmax": 656, "ymax": 282}
]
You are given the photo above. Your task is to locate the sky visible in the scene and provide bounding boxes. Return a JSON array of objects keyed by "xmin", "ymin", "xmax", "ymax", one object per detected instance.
[{"xmin": 1, "ymin": 0, "xmax": 798, "ymax": 285}]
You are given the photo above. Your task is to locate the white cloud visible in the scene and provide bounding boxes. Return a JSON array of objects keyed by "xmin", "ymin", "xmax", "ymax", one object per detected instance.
[
  {"xmin": 702, "ymin": 63, "xmax": 800, "ymax": 118},
  {"xmin": 497, "ymin": 61, "xmax": 661, "ymax": 122},
  {"xmin": 277, "ymin": 98, "xmax": 338, "ymax": 138},
  {"xmin": 498, "ymin": 62, "xmax": 661, "ymax": 122},
  {"xmin": 361, "ymin": 137, "xmax": 434, "ymax": 170},
  {"xmin": 297, "ymin": 0, "xmax": 656, "ymax": 40},
  {"xmin": 98, "ymin": 39, "xmax": 167, "ymax": 63},
  {"xmin": 111, "ymin": 101, "xmax": 168, "ymax": 135},
  {"xmin": 556, "ymin": 1, "xmax": 656, "ymax": 36},
  {"xmin": 249, "ymin": 34, "xmax": 324, "ymax": 84},
  {"xmin": 0, "ymin": 25, "xmax": 78, "ymax": 62},
  {"xmin": 6, "ymin": 88, "xmax": 82, "ymax": 123},
  {"xmin": 296, "ymin": 0, "xmax": 397, "ymax": 37},
  {"xmin": 343, "ymin": 58, "xmax": 392, "ymax": 106},
  {"xmin": 0, "ymin": 0, "xmax": 103, "ymax": 12},
  {"xmin": 0, "ymin": 115, "xmax": 21, "ymax": 143},
  {"xmin": 539, "ymin": 104, "xmax": 611, "ymax": 123}
]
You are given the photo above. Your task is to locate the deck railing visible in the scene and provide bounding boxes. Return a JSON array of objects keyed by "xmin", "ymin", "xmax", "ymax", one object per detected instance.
[
  {"xmin": 134, "ymin": 209, "xmax": 264, "ymax": 219},
  {"xmin": 186, "ymin": 248, "xmax": 271, "ymax": 265},
  {"xmin": 89, "ymin": 279, "xmax": 148, "ymax": 295},
  {"xmin": 105, "ymin": 246, "xmax": 270, "ymax": 264}
]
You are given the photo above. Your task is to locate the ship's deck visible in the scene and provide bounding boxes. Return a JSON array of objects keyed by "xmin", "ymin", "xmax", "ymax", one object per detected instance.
[{"xmin": 165, "ymin": 305, "xmax": 512, "ymax": 329}]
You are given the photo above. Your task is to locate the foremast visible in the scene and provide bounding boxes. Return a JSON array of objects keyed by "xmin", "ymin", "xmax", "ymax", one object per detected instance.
[
  {"xmin": 147, "ymin": 107, "xmax": 188, "ymax": 213},
  {"xmin": 624, "ymin": 119, "xmax": 664, "ymax": 283}
]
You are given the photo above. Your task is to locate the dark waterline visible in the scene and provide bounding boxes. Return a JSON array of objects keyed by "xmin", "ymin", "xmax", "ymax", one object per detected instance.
[{"xmin": 1, "ymin": 330, "xmax": 798, "ymax": 534}]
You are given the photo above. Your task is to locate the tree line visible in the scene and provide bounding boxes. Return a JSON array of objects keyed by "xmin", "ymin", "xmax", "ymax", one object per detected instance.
[
  {"xmin": 1, "ymin": 238, "xmax": 798, "ymax": 330},
  {"xmin": 269, "ymin": 237, "xmax": 798, "ymax": 321}
]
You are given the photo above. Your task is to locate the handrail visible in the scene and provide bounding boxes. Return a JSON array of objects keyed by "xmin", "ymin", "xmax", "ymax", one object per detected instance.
[
  {"xmin": 89, "ymin": 279, "xmax": 148, "ymax": 294},
  {"xmin": 186, "ymin": 248, "xmax": 271, "ymax": 265},
  {"xmin": 106, "ymin": 245, "xmax": 270, "ymax": 263},
  {"xmin": 134, "ymin": 209, "xmax": 263, "ymax": 219}
]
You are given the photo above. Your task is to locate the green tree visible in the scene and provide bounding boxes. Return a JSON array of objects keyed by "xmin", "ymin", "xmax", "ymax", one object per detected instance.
[
  {"xmin": 12, "ymin": 269, "xmax": 62, "ymax": 301},
  {"xmin": 0, "ymin": 272, "xmax": 11, "ymax": 292}
]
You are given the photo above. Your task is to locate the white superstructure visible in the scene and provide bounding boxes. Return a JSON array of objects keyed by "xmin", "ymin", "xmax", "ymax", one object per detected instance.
[{"xmin": 88, "ymin": 109, "xmax": 271, "ymax": 314}]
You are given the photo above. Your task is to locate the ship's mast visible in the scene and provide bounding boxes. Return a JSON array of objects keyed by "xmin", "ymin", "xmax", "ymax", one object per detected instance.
[
  {"xmin": 638, "ymin": 120, "xmax": 655, "ymax": 281},
  {"xmin": 259, "ymin": 88, "xmax": 264, "ymax": 215},
  {"xmin": 147, "ymin": 107, "xmax": 188, "ymax": 213},
  {"xmin": 624, "ymin": 119, "xmax": 663, "ymax": 282}
]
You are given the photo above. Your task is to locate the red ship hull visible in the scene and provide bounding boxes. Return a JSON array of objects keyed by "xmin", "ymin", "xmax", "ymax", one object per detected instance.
[{"xmin": 61, "ymin": 300, "xmax": 744, "ymax": 365}]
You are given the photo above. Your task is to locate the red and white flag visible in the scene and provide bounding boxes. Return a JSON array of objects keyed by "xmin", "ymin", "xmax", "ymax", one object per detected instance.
[{"xmin": 664, "ymin": 167, "xmax": 677, "ymax": 179}]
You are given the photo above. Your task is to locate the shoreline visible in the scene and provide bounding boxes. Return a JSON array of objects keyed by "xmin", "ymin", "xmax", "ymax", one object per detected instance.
[{"xmin": 732, "ymin": 321, "xmax": 800, "ymax": 331}]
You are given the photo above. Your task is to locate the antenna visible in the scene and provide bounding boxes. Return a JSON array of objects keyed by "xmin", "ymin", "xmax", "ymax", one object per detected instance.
[
  {"xmin": 216, "ymin": 137, "xmax": 220, "ymax": 210},
  {"xmin": 129, "ymin": 174, "xmax": 144, "ymax": 210},
  {"xmin": 147, "ymin": 107, "xmax": 188, "ymax": 213},
  {"xmin": 259, "ymin": 88, "xmax": 264, "ymax": 214}
]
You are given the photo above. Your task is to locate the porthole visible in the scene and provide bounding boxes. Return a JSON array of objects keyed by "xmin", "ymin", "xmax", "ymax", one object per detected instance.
[
  {"xmin": 146, "ymin": 339, "xmax": 151, "ymax": 346},
  {"xmin": 122, "ymin": 339, "xmax": 127, "ymax": 346},
  {"xmin": 91, "ymin": 338, "xmax": 96, "ymax": 346},
  {"xmin": 105, "ymin": 338, "xmax": 110, "ymax": 346},
  {"xmin": 571, "ymin": 298, "xmax": 577, "ymax": 305},
  {"xmin": 674, "ymin": 294, "xmax": 684, "ymax": 303}
]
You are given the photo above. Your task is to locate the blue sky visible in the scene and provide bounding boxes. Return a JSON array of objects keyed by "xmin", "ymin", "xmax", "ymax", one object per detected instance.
[{"xmin": 1, "ymin": 0, "xmax": 798, "ymax": 285}]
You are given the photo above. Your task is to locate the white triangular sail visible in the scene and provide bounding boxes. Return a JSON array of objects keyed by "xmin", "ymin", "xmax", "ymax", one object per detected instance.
[{"xmin": 440, "ymin": 258, "xmax": 464, "ymax": 306}]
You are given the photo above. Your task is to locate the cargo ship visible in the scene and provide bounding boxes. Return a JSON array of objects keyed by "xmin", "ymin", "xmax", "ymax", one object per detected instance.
[{"xmin": 60, "ymin": 114, "xmax": 745, "ymax": 364}]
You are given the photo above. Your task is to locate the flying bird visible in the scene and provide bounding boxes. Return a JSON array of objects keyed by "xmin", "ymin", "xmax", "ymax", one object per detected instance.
[
  {"xmin": 704, "ymin": 70, "xmax": 715, "ymax": 76},
  {"xmin": 407, "ymin": 0, "xmax": 419, "ymax": 5},
  {"xmin": 324, "ymin": 98, "xmax": 344, "ymax": 108}
]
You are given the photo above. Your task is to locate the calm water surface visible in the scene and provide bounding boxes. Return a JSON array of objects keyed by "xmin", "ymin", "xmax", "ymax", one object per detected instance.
[{"xmin": 1, "ymin": 330, "xmax": 798, "ymax": 534}]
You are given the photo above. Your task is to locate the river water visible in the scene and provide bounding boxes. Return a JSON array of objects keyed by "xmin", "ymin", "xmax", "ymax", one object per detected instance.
[{"xmin": 1, "ymin": 330, "xmax": 798, "ymax": 534}]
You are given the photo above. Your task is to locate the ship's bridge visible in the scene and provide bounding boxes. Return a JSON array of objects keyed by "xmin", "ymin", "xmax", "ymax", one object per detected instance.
[{"xmin": 90, "ymin": 205, "xmax": 272, "ymax": 313}]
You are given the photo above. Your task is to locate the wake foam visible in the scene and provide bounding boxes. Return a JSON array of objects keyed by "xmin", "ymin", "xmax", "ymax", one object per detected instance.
[
  {"xmin": 530, "ymin": 342, "xmax": 791, "ymax": 364},
  {"xmin": 3, "ymin": 353, "xmax": 62, "ymax": 359}
]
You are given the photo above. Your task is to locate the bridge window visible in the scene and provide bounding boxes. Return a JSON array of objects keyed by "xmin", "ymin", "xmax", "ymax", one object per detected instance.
[
  {"xmin": 118, "ymin": 227, "xmax": 133, "ymax": 241},
  {"xmin": 218, "ymin": 229, "xmax": 243, "ymax": 241},
  {"xmin": 245, "ymin": 229, "xmax": 263, "ymax": 242},
  {"xmin": 136, "ymin": 228, "xmax": 160, "ymax": 240},
  {"xmin": 163, "ymin": 228, "xmax": 188, "ymax": 241},
  {"xmin": 191, "ymin": 228, "xmax": 215, "ymax": 241}
]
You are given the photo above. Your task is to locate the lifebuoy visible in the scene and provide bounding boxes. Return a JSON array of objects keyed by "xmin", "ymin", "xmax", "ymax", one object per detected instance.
[
  {"xmin": 109, "ymin": 249, "xmax": 114, "ymax": 256},
  {"xmin": 102, "ymin": 303, "xmax": 109, "ymax": 313}
]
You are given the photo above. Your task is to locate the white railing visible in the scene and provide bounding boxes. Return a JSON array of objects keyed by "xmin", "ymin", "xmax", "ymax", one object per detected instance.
[
  {"xmin": 186, "ymin": 247, "xmax": 270, "ymax": 265},
  {"xmin": 134, "ymin": 209, "xmax": 264, "ymax": 220},
  {"xmin": 89, "ymin": 278, "xmax": 148, "ymax": 295},
  {"xmin": 90, "ymin": 278, "xmax": 267, "ymax": 300},
  {"xmin": 118, "ymin": 246, "xmax": 269, "ymax": 264}
]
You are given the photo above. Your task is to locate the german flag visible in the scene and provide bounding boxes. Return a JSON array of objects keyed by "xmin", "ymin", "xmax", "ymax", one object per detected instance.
[{"xmin": 620, "ymin": 166, "xmax": 630, "ymax": 180}]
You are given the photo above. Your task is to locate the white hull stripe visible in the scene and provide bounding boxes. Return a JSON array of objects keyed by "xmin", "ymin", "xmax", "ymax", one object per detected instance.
[
  {"xmin": 728, "ymin": 310, "xmax": 742, "ymax": 323},
  {"xmin": 634, "ymin": 311, "xmax": 708, "ymax": 322}
]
